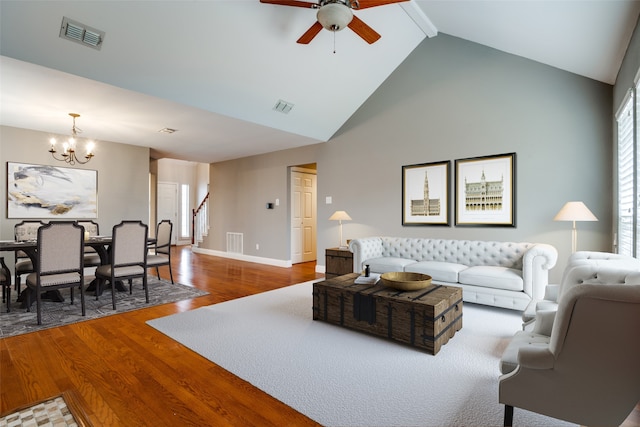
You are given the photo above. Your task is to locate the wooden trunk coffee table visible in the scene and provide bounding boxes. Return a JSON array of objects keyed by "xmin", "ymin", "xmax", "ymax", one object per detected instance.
[{"xmin": 313, "ymin": 273, "xmax": 463, "ymax": 355}]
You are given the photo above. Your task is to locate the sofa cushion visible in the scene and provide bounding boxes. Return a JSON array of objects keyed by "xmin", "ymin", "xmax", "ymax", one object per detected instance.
[
  {"xmin": 458, "ymin": 266, "xmax": 523, "ymax": 291},
  {"xmin": 365, "ymin": 257, "xmax": 416, "ymax": 273},
  {"xmin": 405, "ymin": 261, "xmax": 468, "ymax": 283}
]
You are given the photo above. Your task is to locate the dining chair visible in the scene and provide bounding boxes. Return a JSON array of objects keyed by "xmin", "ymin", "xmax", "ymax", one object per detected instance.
[
  {"xmin": 95, "ymin": 220, "xmax": 148, "ymax": 310},
  {"xmin": 1, "ymin": 257, "xmax": 12, "ymax": 312},
  {"xmin": 14, "ymin": 220, "xmax": 46, "ymax": 295},
  {"xmin": 147, "ymin": 220, "xmax": 174, "ymax": 284},
  {"xmin": 76, "ymin": 220, "xmax": 101, "ymax": 267},
  {"xmin": 25, "ymin": 222, "xmax": 86, "ymax": 325}
]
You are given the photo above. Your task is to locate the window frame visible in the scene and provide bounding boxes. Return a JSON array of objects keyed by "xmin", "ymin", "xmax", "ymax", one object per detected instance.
[{"xmin": 615, "ymin": 68, "xmax": 639, "ymax": 257}]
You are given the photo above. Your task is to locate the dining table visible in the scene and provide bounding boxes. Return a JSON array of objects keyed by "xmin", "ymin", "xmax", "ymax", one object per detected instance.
[{"xmin": 0, "ymin": 235, "xmax": 156, "ymax": 307}]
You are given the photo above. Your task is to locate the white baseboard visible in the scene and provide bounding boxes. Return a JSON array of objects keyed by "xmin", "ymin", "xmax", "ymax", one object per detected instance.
[
  {"xmin": 191, "ymin": 246, "xmax": 292, "ymax": 268},
  {"xmin": 316, "ymin": 265, "xmax": 326, "ymax": 274}
]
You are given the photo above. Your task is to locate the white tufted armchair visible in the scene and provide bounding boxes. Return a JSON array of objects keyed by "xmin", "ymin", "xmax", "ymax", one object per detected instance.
[
  {"xmin": 499, "ymin": 281, "xmax": 640, "ymax": 426},
  {"xmin": 521, "ymin": 251, "xmax": 640, "ymax": 327}
]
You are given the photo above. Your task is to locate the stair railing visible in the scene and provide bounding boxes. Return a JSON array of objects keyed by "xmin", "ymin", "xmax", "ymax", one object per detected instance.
[{"xmin": 192, "ymin": 192, "xmax": 209, "ymax": 245}]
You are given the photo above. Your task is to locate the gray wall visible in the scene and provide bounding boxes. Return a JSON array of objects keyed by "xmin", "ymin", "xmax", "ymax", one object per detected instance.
[
  {"xmin": 1, "ymin": 125, "xmax": 150, "ymax": 268},
  {"xmin": 204, "ymin": 147, "xmax": 321, "ymax": 258},
  {"xmin": 205, "ymin": 33, "xmax": 615, "ymax": 283}
]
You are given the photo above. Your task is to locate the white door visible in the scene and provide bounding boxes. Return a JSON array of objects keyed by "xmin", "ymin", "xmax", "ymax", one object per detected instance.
[
  {"xmin": 157, "ymin": 182, "xmax": 178, "ymax": 245},
  {"xmin": 290, "ymin": 169, "xmax": 317, "ymax": 263}
]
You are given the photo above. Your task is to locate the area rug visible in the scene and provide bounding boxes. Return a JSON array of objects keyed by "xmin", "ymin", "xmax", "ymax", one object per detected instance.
[
  {"xmin": 147, "ymin": 281, "xmax": 576, "ymax": 427},
  {"xmin": 0, "ymin": 391, "xmax": 91, "ymax": 427},
  {"xmin": 1, "ymin": 276, "xmax": 208, "ymax": 338}
]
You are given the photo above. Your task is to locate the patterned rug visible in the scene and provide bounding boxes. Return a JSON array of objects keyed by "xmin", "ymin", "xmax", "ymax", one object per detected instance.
[
  {"xmin": 0, "ymin": 391, "xmax": 91, "ymax": 427},
  {"xmin": 1, "ymin": 276, "xmax": 208, "ymax": 338}
]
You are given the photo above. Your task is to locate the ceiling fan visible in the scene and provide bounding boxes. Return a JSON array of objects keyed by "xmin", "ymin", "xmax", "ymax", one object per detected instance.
[{"xmin": 260, "ymin": 0, "xmax": 409, "ymax": 45}]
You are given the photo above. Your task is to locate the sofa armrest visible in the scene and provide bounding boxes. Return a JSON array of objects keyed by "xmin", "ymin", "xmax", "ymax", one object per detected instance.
[
  {"xmin": 522, "ymin": 243, "xmax": 558, "ymax": 301},
  {"xmin": 349, "ymin": 237, "xmax": 384, "ymax": 272}
]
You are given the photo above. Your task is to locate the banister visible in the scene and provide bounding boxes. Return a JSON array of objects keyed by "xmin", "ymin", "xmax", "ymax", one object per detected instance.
[{"xmin": 192, "ymin": 192, "xmax": 209, "ymax": 244}]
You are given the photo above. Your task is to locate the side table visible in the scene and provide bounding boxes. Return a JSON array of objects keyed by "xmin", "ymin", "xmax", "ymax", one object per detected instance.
[{"xmin": 325, "ymin": 247, "xmax": 354, "ymax": 279}]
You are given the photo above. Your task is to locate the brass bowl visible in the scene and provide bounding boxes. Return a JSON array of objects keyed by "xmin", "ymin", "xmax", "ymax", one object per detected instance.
[{"xmin": 380, "ymin": 272, "xmax": 432, "ymax": 291}]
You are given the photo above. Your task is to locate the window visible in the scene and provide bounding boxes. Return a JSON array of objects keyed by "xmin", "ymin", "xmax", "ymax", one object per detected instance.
[
  {"xmin": 616, "ymin": 76, "xmax": 638, "ymax": 256},
  {"xmin": 181, "ymin": 184, "xmax": 190, "ymax": 239}
]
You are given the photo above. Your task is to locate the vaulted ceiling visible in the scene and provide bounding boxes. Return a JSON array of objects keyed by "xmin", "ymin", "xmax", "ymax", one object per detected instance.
[{"xmin": 1, "ymin": 1, "xmax": 638, "ymax": 163}]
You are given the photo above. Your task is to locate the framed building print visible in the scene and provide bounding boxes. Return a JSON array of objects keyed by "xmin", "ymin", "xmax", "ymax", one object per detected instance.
[
  {"xmin": 454, "ymin": 153, "xmax": 515, "ymax": 227},
  {"xmin": 7, "ymin": 162, "xmax": 98, "ymax": 219},
  {"xmin": 402, "ymin": 161, "xmax": 450, "ymax": 226}
]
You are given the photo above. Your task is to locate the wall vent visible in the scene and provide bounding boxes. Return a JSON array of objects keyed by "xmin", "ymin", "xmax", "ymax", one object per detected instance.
[
  {"xmin": 59, "ymin": 17, "xmax": 105, "ymax": 50},
  {"xmin": 226, "ymin": 232, "xmax": 244, "ymax": 254}
]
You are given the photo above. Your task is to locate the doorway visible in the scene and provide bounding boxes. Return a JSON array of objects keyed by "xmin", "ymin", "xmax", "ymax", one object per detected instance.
[
  {"xmin": 157, "ymin": 182, "xmax": 178, "ymax": 245},
  {"xmin": 290, "ymin": 165, "xmax": 317, "ymax": 264}
]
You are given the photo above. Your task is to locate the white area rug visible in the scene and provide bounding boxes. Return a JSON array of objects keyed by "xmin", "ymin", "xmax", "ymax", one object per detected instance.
[{"xmin": 147, "ymin": 281, "xmax": 575, "ymax": 427}]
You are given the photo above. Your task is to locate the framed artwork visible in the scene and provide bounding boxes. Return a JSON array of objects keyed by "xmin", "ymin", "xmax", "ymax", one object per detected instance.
[
  {"xmin": 402, "ymin": 161, "xmax": 450, "ymax": 226},
  {"xmin": 7, "ymin": 162, "xmax": 98, "ymax": 219},
  {"xmin": 454, "ymin": 153, "xmax": 515, "ymax": 227}
]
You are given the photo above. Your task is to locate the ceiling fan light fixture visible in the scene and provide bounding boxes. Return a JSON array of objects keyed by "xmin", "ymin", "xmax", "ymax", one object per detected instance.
[{"xmin": 317, "ymin": 3, "xmax": 353, "ymax": 32}]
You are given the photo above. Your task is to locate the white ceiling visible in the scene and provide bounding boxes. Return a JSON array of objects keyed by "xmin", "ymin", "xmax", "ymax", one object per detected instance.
[{"xmin": 1, "ymin": 1, "xmax": 639, "ymax": 163}]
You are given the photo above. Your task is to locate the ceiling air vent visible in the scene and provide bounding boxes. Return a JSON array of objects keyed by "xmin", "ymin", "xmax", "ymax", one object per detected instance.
[
  {"xmin": 273, "ymin": 100, "xmax": 294, "ymax": 114},
  {"xmin": 59, "ymin": 17, "xmax": 105, "ymax": 50}
]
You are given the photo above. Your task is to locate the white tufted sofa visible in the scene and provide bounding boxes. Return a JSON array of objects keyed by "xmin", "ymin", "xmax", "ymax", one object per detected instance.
[{"xmin": 348, "ymin": 237, "xmax": 558, "ymax": 311}]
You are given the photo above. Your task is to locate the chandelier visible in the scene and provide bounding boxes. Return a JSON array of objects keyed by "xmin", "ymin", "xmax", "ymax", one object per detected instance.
[{"xmin": 48, "ymin": 113, "xmax": 95, "ymax": 165}]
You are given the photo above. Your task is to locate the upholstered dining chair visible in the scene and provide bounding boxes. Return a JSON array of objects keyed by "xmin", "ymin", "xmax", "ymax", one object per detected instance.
[
  {"xmin": 146, "ymin": 220, "xmax": 174, "ymax": 284},
  {"xmin": 95, "ymin": 220, "xmax": 148, "ymax": 310},
  {"xmin": 25, "ymin": 222, "xmax": 86, "ymax": 325},
  {"xmin": 14, "ymin": 220, "xmax": 46, "ymax": 295},
  {"xmin": 1, "ymin": 257, "xmax": 12, "ymax": 312},
  {"xmin": 498, "ymin": 282, "xmax": 640, "ymax": 427},
  {"xmin": 76, "ymin": 220, "xmax": 101, "ymax": 268}
]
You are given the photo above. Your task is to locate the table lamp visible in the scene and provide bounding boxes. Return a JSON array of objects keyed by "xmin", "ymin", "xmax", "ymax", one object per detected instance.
[
  {"xmin": 553, "ymin": 201, "xmax": 598, "ymax": 253},
  {"xmin": 329, "ymin": 210, "xmax": 352, "ymax": 249}
]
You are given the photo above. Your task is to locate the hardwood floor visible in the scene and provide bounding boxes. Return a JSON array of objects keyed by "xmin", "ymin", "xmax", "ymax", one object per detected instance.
[
  {"xmin": 2, "ymin": 246, "xmax": 639, "ymax": 426},
  {"xmin": 1, "ymin": 246, "xmax": 323, "ymax": 426}
]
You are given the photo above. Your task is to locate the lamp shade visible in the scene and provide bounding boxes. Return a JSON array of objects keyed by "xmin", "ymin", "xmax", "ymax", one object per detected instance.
[
  {"xmin": 329, "ymin": 210, "xmax": 352, "ymax": 221},
  {"xmin": 317, "ymin": 3, "xmax": 353, "ymax": 31},
  {"xmin": 553, "ymin": 202, "xmax": 598, "ymax": 222}
]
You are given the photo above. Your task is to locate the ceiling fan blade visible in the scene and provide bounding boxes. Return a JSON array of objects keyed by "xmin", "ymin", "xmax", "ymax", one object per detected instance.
[
  {"xmin": 355, "ymin": 0, "xmax": 409, "ymax": 9},
  {"xmin": 259, "ymin": 0, "xmax": 317, "ymax": 8},
  {"xmin": 348, "ymin": 15, "xmax": 381, "ymax": 44},
  {"xmin": 297, "ymin": 21, "xmax": 323, "ymax": 44}
]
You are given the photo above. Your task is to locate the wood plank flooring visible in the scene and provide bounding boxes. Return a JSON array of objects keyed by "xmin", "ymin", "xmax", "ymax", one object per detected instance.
[
  {"xmin": 1, "ymin": 246, "xmax": 323, "ymax": 426},
  {"xmin": 2, "ymin": 246, "xmax": 639, "ymax": 426}
]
